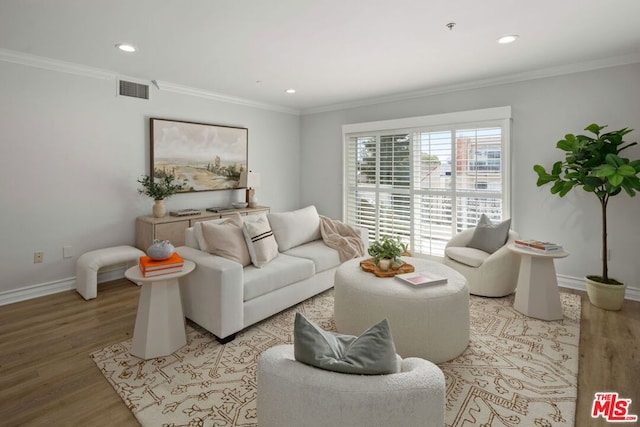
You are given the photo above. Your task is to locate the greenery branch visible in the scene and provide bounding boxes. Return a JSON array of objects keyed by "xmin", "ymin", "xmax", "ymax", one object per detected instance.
[
  {"xmin": 368, "ymin": 235, "xmax": 407, "ymax": 264},
  {"xmin": 137, "ymin": 174, "xmax": 186, "ymax": 201}
]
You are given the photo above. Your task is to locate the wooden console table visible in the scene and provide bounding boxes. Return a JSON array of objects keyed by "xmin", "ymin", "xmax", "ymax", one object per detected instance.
[{"xmin": 135, "ymin": 206, "xmax": 270, "ymax": 250}]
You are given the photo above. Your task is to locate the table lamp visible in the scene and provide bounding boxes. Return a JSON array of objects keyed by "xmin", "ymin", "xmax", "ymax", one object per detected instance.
[{"xmin": 239, "ymin": 170, "xmax": 261, "ymax": 207}]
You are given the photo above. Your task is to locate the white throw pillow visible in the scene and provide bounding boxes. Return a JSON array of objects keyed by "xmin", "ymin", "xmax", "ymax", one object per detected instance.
[
  {"xmin": 200, "ymin": 213, "xmax": 251, "ymax": 266},
  {"xmin": 243, "ymin": 215, "xmax": 279, "ymax": 267},
  {"xmin": 267, "ymin": 205, "xmax": 321, "ymax": 252}
]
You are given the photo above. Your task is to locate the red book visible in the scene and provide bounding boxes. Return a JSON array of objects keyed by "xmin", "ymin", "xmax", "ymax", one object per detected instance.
[{"xmin": 139, "ymin": 252, "xmax": 184, "ymax": 272}]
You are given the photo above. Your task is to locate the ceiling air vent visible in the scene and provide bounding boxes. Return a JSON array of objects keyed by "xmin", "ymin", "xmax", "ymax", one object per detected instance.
[{"xmin": 118, "ymin": 79, "xmax": 149, "ymax": 100}]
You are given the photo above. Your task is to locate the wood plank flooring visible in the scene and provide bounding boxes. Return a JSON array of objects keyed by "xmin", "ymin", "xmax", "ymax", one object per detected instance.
[{"xmin": 0, "ymin": 279, "xmax": 638, "ymax": 426}]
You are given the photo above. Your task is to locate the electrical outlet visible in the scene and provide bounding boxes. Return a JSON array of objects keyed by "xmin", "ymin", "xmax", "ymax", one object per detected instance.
[
  {"xmin": 34, "ymin": 251, "xmax": 44, "ymax": 263},
  {"xmin": 63, "ymin": 246, "xmax": 73, "ymax": 259}
]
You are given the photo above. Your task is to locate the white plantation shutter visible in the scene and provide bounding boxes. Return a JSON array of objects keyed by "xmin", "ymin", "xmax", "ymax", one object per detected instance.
[{"xmin": 344, "ymin": 108, "xmax": 511, "ymax": 257}]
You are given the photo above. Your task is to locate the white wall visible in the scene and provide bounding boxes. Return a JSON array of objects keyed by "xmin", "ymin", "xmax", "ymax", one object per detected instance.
[
  {"xmin": 300, "ymin": 63, "xmax": 640, "ymax": 294},
  {"xmin": 0, "ymin": 59, "xmax": 301, "ymax": 296}
]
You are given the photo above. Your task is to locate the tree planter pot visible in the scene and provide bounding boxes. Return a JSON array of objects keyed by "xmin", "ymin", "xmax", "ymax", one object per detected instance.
[{"xmin": 585, "ymin": 276, "xmax": 626, "ymax": 311}]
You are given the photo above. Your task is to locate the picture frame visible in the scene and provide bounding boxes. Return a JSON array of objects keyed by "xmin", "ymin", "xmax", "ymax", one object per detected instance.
[{"xmin": 150, "ymin": 118, "xmax": 248, "ymax": 192}]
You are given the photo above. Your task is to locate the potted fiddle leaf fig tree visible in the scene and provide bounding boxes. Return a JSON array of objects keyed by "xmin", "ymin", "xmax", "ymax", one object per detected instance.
[{"xmin": 533, "ymin": 123, "xmax": 640, "ymax": 310}]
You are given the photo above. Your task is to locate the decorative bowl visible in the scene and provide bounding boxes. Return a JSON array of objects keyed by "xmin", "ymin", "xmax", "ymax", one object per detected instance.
[
  {"xmin": 147, "ymin": 239, "xmax": 175, "ymax": 260},
  {"xmin": 232, "ymin": 202, "xmax": 248, "ymax": 209}
]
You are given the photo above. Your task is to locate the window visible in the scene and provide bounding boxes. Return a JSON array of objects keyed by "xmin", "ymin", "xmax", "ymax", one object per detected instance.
[{"xmin": 343, "ymin": 107, "xmax": 511, "ymax": 257}]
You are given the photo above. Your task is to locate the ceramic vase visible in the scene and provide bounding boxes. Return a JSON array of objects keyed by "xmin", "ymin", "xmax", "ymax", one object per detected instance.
[
  {"xmin": 378, "ymin": 258, "xmax": 391, "ymax": 271},
  {"xmin": 153, "ymin": 199, "xmax": 166, "ymax": 218}
]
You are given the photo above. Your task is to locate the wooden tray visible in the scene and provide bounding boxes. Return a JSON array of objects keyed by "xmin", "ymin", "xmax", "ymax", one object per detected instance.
[{"xmin": 359, "ymin": 258, "xmax": 415, "ymax": 278}]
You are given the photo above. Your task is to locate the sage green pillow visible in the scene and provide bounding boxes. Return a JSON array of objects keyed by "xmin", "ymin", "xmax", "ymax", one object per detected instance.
[
  {"xmin": 467, "ymin": 213, "xmax": 511, "ymax": 254},
  {"xmin": 293, "ymin": 313, "xmax": 399, "ymax": 375}
]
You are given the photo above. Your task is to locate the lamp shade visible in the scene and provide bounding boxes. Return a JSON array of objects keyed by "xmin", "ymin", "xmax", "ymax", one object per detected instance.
[{"xmin": 239, "ymin": 171, "xmax": 261, "ymax": 189}]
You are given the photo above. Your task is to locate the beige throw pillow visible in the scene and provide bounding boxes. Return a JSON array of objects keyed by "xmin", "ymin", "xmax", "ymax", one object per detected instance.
[
  {"xmin": 243, "ymin": 215, "xmax": 279, "ymax": 267},
  {"xmin": 201, "ymin": 213, "xmax": 251, "ymax": 266}
]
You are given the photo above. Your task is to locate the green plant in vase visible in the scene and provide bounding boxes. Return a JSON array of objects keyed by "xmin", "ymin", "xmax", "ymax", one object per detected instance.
[
  {"xmin": 368, "ymin": 235, "xmax": 406, "ymax": 271},
  {"xmin": 533, "ymin": 123, "xmax": 640, "ymax": 309},
  {"xmin": 137, "ymin": 173, "xmax": 187, "ymax": 218}
]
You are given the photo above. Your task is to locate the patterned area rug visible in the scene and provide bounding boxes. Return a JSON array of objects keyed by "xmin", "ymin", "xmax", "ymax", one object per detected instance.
[{"xmin": 91, "ymin": 290, "xmax": 581, "ymax": 427}]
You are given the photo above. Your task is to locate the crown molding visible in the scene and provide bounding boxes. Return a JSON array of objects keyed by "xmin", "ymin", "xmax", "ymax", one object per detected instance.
[
  {"xmin": 152, "ymin": 80, "xmax": 300, "ymax": 116},
  {"xmin": 301, "ymin": 52, "xmax": 640, "ymax": 115},
  {"xmin": 0, "ymin": 48, "xmax": 300, "ymax": 115},
  {"xmin": 0, "ymin": 48, "xmax": 114, "ymax": 80}
]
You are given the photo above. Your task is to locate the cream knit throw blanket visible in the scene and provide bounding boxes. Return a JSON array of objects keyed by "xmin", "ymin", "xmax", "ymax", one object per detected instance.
[{"xmin": 319, "ymin": 215, "xmax": 365, "ymax": 262}]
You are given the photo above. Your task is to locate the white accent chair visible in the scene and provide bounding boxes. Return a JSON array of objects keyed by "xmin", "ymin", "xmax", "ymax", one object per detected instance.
[
  {"xmin": 444, "ymin": 228, "xmax": 520, "ymax": 297},
  {"xmin": 257, "ymin": 345, "xmax": 445, "ymax": 427}
]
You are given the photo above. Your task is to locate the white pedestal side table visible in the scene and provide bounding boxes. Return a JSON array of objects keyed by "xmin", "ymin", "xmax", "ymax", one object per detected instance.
[
  {"xmin": 509, "ymin": 244, "xmax": 569, "ymax": 321},
  {"xmin": 125, "ymin": 260, "xmax": 195, "ymax": 359}
]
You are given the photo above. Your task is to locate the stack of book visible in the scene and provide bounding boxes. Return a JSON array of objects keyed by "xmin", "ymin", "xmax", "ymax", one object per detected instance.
[
  {"xmin": 514, "ymin": 239, "xmax": 563, "ymax": 253},
  {"xmin": 139, "ymin": 253, "xmax": 185, "ymax": 277}
]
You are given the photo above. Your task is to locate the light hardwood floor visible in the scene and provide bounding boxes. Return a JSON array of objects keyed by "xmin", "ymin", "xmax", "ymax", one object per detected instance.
[{"xmin": 0, "ymin": 279, "xmax": 638, "ymax": 426}]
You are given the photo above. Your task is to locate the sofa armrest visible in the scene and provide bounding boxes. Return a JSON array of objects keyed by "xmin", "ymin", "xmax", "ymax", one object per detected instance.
[
  {"xmin": 176, "ymin": 246, "xmax": 244, "ymax": 340},
  {"xmin": 351, "ymin": 225, "xmax": 370, "ymax": 253}
]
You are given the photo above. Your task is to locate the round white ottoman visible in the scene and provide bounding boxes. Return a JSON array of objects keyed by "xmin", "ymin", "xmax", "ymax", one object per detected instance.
[{"xmin": 335, "ymin": 257, "xmax": 469, "ymax": 363}]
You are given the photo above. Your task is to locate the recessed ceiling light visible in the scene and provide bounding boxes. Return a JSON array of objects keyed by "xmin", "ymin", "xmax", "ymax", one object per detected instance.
[
  {"xmin": 115, "ymin": 43, "xmax": 137, "ymax": 53},
  {"xmin": 285, "ymin": 88, "xmax": 296, "ymax": 94},
  {"xmin": 497, "ymin": 35, "xmax": 519, "ymax": 44}
]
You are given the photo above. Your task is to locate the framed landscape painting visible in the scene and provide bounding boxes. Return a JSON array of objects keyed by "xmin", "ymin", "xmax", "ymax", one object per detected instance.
[{"xmin": 150, "ymin": 118, "xmax": 248, "ymax": 192}]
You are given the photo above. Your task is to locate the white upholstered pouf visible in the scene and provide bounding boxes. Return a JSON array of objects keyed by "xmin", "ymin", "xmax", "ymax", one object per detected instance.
[{"xmin": 335, "ymin": 257, "xmax": 469, "ymax": 363}]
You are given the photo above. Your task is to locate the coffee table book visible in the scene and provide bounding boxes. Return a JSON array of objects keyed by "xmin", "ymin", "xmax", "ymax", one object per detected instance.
[
  {"xmin": 514, "ymin": 239, "xmax": 563, "ymax": 253},
  {"xmin": 395, "ymin": 271, "xmax": 448, "ymax": 287}
]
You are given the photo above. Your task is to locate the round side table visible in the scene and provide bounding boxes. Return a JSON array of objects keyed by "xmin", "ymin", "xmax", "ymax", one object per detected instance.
[
  {"xmin": 508, "ymin": 244, "xmax": 569, "ymax": 320},
  {"xmin": 125, "ymin": 260, "xmax": 195, "ymax": 359}
]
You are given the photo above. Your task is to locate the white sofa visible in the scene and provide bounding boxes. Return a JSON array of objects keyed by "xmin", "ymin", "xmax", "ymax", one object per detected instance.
[{"xmin": 176, "ymin": 206, "xmax": 368, "ymax": 343}]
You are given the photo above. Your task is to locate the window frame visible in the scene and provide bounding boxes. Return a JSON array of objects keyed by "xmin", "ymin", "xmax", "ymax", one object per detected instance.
[{"xmin": 342, "ymin": 107, "xmax": 512, "ymax": 256}]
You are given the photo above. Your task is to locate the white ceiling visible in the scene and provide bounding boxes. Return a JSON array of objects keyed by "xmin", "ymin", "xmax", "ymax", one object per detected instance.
[{"xmin": 1, "ymin": 0, "xmax": 639, "ymax": 113}]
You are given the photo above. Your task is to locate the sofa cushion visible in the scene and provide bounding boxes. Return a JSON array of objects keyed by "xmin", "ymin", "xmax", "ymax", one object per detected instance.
[
  {"xmin": 200, "ymin": 213, "xmax": 251, "ymax": 266},
  {"xmin": 243, "ymin": 215, "xmax": 279, "ymax": 267},
  {"xmin": 243, "ymin": 253, "xmax": 315, "ymax": 302},
  {"xmin": 467, "ymin": 214, "xmax": 511, "ymax": 254},
  {"xmin": 283, "ymin": 240, "xmax": 341, "ymax": 273},
  {"xmin": 268, "ymin": 205, "xmax": 321, "ymax": 252},
  {"xmin": 293, "ymin": 313, "xmax": 399, "ymax": 375},
  {"xmin": 445, "ymin": 246, "xmax": 490, "ymax": 268}
]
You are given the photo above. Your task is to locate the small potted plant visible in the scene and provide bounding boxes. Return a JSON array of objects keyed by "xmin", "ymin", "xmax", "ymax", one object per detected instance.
[
  {"xmin": 137, "ymin": 173, "xmax": 186, "ymax": 218},
  {"xmin": 533, "ymin": 123, "xmax": 640, "ymax": 310},
  {"xmin": 368, "ymin": 235, "xmax": 406, "ymax": 271}
]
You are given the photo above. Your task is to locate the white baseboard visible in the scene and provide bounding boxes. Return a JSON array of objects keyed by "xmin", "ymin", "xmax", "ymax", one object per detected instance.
[
  {"xmin": 0, "ymin": 266, "xmax": 128, "ymax": 306},
  {"xmin": 2, "ymin": 269, "xmax": 638, "ymax": 306},
  {"xmin": 557, "ymin": 274, "xmax": 640, "ymax": 301}
]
